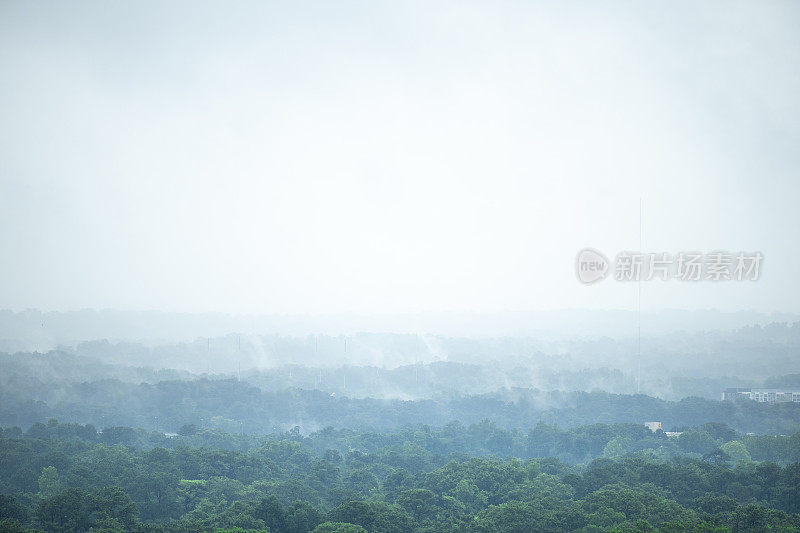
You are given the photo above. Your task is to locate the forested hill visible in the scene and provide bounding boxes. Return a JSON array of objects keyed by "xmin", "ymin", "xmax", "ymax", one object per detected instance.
[
  {"xmin": 2, "ymin": 377, "xmax": 800, "ymax": 436},
  {"xmin": 4, "ymin": 418, "xmax": 800, "ymax": 465}
]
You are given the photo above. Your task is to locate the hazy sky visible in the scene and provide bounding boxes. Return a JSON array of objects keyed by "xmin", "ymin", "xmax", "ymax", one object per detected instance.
[{"xmin": 1, "ymin": 1, "xmax": 799, "ymax": 314}]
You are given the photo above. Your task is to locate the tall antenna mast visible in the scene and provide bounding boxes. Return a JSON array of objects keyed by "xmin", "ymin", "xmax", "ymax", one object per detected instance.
[
  {"xmin": 343, "ymin": 336, "xmax": 347, "ymax": 387},
  {"xmin": 637, "ymin": 198, "xmax": 642, "ymax": 394},
  {"xmin": 315, "ymin": 334, "xmax": 320, "ymax": 389}
]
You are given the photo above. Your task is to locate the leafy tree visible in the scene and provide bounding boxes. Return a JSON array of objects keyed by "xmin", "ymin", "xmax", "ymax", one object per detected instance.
[
  {"xmin": 471, "ymin": 500, "xmax": 553, "ymax": 532},
  {"xmin": 731, "ymin": 504, "xmax": 769, "ymax": 532},
  {"xmin": 179, "ymin": 424, "xmax": 199, "ymax": 436},
  {"xmin": 451, "ymin": 478, "xmax": 488, "ymax": 512},
  {"xmin": 36, "ymin": 488, "xmax": 91, "ymax": 533},
  {"xmin": 311, "ymin": 522, "xmax": 368, "ymax": 533},
  {"xmin": 397, "ymin": 488, "xmax": 440, "ymax": 522},
  {"xmin": 678, "ymin": 430, "xmax": 720, "ymax": 455},
  {"xmin": 327, "ymin": 501, "xmax": 413, "ymax": 533},
  {"xmin": 720, "ymin": 441, "xmax": 751, "ymax": 464},
  {"xmin": 254, "ymin": 495, "xmax": 286, "ymax": 532},
  {"xmin": 702, "ymin": 448, "xmax": 731, "ymax": 466},
  {"xmin": 700, "ymin": 422, "xmax": 737, "ymax": 442},
  {"xmin": 602, "ymin": 436, "xmax": 633, "ymax": 459},
  {"xmin": 0, "ymin": 494, "xmax": 27, "ymax": 523},
  {"xmin": 90, "ymin": 486, "xmax": 138, "ymax": 530},
  {"xmin": 38, "ymin": 466, "xmax": 61, "ymax": 499},
  {"xmin": 0, "ymin": 519, "xmax": 28, "ymax": 533},
  {"xmin": 178, "ymin": 479, "xmax": 209, "ymax": 513},
  {"xmin": 286, "ymin": 500, "xmax": 324, "ymax": 533}
]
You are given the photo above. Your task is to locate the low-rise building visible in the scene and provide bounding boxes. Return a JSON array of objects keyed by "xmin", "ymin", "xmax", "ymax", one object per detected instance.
[
  {"xmin": 722, "ymin": 388, "xmax": 800, "ymax": 403},
  {"xmin": 644, "ymin": 421, "xmax": 662, "ymax": 432}
]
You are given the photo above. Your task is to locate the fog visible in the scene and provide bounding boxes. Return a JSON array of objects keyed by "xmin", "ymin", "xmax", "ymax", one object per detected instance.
[
  {"xmin": 3, "ymin": 6, "xmax": 800, "ymax": 529},
  {"xmin": 2, "ymin": 1, "xmax": 799, "ymax": 316}
]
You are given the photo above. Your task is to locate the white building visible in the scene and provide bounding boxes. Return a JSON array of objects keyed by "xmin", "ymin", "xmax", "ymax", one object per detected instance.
[
  {"xmin": 644, "ymin": 421, "xmax": 662, "ymax": 432},
  {"xmin": 722, "ymin": 388, "xmax": 800, "ymax": 403}
]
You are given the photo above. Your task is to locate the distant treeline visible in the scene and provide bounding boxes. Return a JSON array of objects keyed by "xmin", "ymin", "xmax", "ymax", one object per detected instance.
[
  {"xmin": 3, "ymin": 418, "xmax": 799, "ymax": 465},
  {"xmin": 2, "ymin": 376, "xmax": 800, "ymax": 436},
  {"xmin": 3, "ymin": 320, "xmax": 800, "ymax": 399}
]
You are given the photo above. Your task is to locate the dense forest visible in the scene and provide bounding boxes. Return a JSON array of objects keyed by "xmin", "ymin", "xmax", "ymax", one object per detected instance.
[
  {"xmin": 3, "ymin": 370, "xmax": 800, "ymax": 436},
  {"xmin": 1, "ymin": 418, "xmax": 799, "ymax": 532},
  {"xmin": 3, "ymin": 320, "xmax": 799, "ymax": 401},
  {"xmin": 2, "ymin": 324, "xmax": 799, "ymax": 531}
]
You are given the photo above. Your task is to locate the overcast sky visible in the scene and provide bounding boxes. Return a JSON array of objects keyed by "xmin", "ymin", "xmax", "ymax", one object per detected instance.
[{"xmin": 1, "ymin": 1, "xmax": 798, "ymax": 315}]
